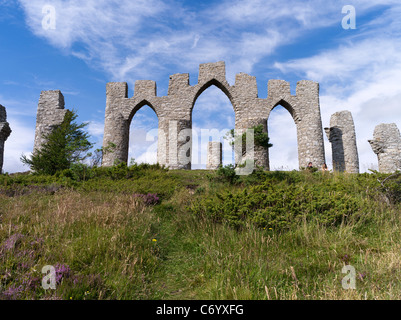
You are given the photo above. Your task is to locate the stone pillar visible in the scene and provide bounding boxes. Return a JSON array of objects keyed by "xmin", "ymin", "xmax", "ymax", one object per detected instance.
[
  {"xmin": 167, "ymin": 119, "xmax": 192, "ymax": 170},
  {"xmin": 33, "ymin": 90, "xmax": 68, "ymax": 154},
  {"xmin": 102, "ymin": 82, "xmax": 129, "ymax": 166},
  {"xmin": 295, "ymin": 81, "xmax": 326, "ymax": 169},
  {"xmin": 247, "ymin": 118, "xmax": 268, "ymax": 170},
  {"xmin": 0, "ymin": 105, "xmax": 11, "ymax": 174},
  {"xmin": 157, "ymin": 117, "xmax": 169, "ymax": 167},
  {"xmin": 369, "ymin": 123, "xmax": 401, "ymax": 173},
  {"xmin": 156, "ymin": 118, "xmax": 192, "ymax": 169},
  {"xmin": 206, "ymin": 141, "xmax": 222, "ymax": 170},
  {"xmin": 325, "ymin": 110, "xmax": 359, "ymax": 173}
]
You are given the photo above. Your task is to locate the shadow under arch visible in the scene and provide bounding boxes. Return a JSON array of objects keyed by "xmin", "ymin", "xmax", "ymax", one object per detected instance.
[{"xmin": 127, "ymin": 99, "xmax": 159, "ymax": 165}]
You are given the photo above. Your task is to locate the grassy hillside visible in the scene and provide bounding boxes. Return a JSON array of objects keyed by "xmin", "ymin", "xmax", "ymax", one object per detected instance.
[{"xmin": 1, "ymin": 164, "xmax": 401, "ymax": 300}]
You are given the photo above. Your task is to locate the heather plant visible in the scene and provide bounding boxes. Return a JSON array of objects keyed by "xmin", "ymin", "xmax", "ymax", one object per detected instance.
[{"xmin": 133, "ymin": 193, "xmax": 160, "ymax": 206}]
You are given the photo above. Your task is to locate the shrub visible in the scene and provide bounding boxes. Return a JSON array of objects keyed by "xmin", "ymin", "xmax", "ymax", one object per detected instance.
[
  {"xmin": 214, "ymin": 164, "xmax": 240, "ymax": 184},
  {"xmin": 189, "ymin": 179, "xmax": 363, "ymax": 230},
  {"xmin": 372, "ymin": 171, "xmax": 401, "ymax": 204},
  {"xmin": 224, "ymin": 125, "xmax": 273, "ymax": 156}
]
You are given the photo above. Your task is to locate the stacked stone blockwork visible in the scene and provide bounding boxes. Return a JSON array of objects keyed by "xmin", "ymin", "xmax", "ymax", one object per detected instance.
[
  {"xmin": 206, "ymin": 142, "xmax": 222, "ymax": 170},
  {"xmin": 369, "ymin": 123, "xmax": 401, "ymax": 173},
  {"xmin": 325, "ymin": 110, "xmax": 359, "ymax": 173},
  {"xmin": 33, "ymin": 91, "xmax": 69, "ymax": 154},
  {"xmin": 102, "ymin": 61, "xmax": 326, "ymax": 170},
  {"xmin": 0, "ymin": 105, "xmax": 11, "ymax": 173}
]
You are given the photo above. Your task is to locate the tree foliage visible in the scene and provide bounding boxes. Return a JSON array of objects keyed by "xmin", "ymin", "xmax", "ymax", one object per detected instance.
[
  {"xmin": 224, "ymin": 124, "xmax": 273, "ymax": 156},
  {"xmin": 21, "ymin": 110, "xmax": 93, "ymax": 175}
]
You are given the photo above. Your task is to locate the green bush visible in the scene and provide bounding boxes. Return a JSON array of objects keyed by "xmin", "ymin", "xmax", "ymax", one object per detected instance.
[
  {"xmin": 214, "ymin": 164, "xmax": 240, "ymax": 185},
  {"xmin": 371, "ymin": 171, "xmax": 401, "ymax": 204},
  {"xmin": 189, "ymin": 178, "xmax": 365, "ymax": 230}
]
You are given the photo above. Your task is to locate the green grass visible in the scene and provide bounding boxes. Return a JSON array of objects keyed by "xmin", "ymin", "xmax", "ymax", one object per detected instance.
[{"xmin": 1, "ymin": 166, "xmax": 401, "ymax": 300}]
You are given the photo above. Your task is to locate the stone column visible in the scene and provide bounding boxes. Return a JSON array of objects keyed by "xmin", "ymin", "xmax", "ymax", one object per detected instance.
[
  {"xmin": 102, "ymin": 82, "xmax": 129, "ymax": 166},
  {"xmin": 156, "ymin": 117, "xmax": 169, "ymax": 167},
  {"xmin": 325, "ymin": 110, "xmax": 359, "ymax": 173},
  {"xmin": 166, "ymin": 119, "xmax": 192, "ymax": 170},
  {"xmin": 234, "ymin": 116, "xmax": 269, "ymax": 170},
  {"xmin": 369, "ymin": 123, "xmax": 401, "ymax": 173},
  {"xmin": 156, "ymin": 117, "xmax": 192, "ymax": 169},
  {"xmin": 206, "ymin": 141, "xmax": 222, "ymax": 170},
  {"xmin": 248, "ymin": 118, "xmax": 268, "ymax": 170},
  {"xmin": 295, "ymin": 81, "xmax": 326, "ymax": 169},
  {"xmin": 0, "ymin": 105, "xmax": 11, "ymax": 174},
  {"xmin": 33, "ymin": 91, "xmax": 68, "ymax": 154}
]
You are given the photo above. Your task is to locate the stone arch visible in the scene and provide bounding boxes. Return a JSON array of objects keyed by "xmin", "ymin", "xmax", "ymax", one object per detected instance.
[
  {"xmin": 33, "ymin": 63, "xmax": 327, "ymax": 171},
  {"xmin": 97, "ymin": 62, "xmax": 325, "ymax": 170},
  {"xmin": 102, "ymin": 82, "xmax": 163, "ymax": 167},
  {"xmin": 267, "ymin": 99, "xmax": 299, "ymax": 170},
  {"xmin": 191, "ymin": 79, "xmax": 235, "ymax": 113},
  {"xmin": 263, "ymin": 80, "xmax": 325, "ymax": 170},
  {"xmin": 191, "ymin": 81, "xmax": 235, "ymax": 169},
  {"xmin": 128, "ymin": 99, "xmax": 158, "ymax": 122},
  {"xmin": 127, "ymin": 100, "xmax": 159, "ymax": 165},
  {"xmin": 270, "ymin": 99, "xmax": 298, "ymax": 123}
]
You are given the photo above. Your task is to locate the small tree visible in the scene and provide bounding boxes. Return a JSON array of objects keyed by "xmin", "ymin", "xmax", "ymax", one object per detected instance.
[
  {"xmin": 224, "ymin": 124, "xmax": 273, "ymax": 157},
  {"xmin": 21, "ymin": 110, "xmax": 93, "ymax": 175},
  {"xmin": 89, "ymin": 142, "xmax": 116, "ymax": 168}
]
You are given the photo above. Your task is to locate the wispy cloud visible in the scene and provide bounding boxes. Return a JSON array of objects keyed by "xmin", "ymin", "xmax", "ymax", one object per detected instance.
[{"xmin": 15, "ymin": 0, "xmax": 329, "ymax": 82}]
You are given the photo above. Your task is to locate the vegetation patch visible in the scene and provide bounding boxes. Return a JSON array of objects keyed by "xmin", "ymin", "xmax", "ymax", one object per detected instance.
[{"xmin": 1, "ymin": 166, "xmax": 401, "ymax": 300}]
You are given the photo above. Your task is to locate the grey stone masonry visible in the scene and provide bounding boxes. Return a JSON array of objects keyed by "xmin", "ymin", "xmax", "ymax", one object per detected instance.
[
  {"xmin": 325, "ymin": 110, "xmax": 359, "ymax": 173},
  {"xmin": 369, "ymin": 123, "xmax": 401, "ymax": 173},
  {"xmin": 206, "ymin": 141, "xmax": 222, "ymax": 170},
  {"xmin": 102, "ymin": 61, "xmax": 326, "ymax": 170},
  {"xmin": 33, "ymin": 90, "xmax": 69, "ymax": 154},
  {"xmin": 0, "ymin": 104, "xmax": 12, "ymax": 174}
]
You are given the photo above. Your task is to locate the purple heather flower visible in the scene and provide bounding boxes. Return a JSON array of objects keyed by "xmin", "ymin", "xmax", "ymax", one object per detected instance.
[
  {"xmin": 54, "ymin": 264, "xmax": 72, "ymax": 284},
  {"xmin": 2, "ymin": 285, "xmax": 24, "ymax": 300},
  {"xmin": 3, "ymin": 233, "xmax": 24, "ymax": 251},
  {"xmin": 133, "ymin": 193, "xmax": 160, "ymax": 205}
]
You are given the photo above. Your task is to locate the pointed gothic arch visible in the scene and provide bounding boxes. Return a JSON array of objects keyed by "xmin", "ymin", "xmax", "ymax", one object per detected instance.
[
  {"xmin": 127, "ymin": 100, "xmax": 159, "ymax": 165},
  {"xmin": 191, "ymin": 82, "xmax": 235, "ymax": 169}
]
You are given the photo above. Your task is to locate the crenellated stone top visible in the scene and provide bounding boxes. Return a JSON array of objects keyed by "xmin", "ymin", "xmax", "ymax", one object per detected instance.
[
  {"xmin": 105, "ymin": 61, "xmax": 320, "ymax": 123},
  {"xmin": 102, "ymin": 61, "xmax": 326, "ymax": 169}
]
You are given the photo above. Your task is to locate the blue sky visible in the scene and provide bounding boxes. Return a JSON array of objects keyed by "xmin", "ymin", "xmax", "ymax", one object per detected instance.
[{"xmin": 1, "ymin": 0, "xmax": 401, "ymax": 172}]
